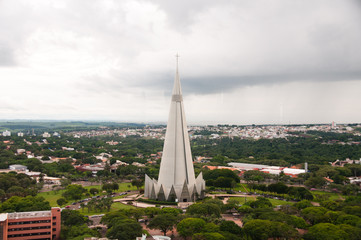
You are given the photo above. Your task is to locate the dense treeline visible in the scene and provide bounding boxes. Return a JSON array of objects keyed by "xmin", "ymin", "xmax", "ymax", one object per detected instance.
[
  {"xmin": 0, "ymin": 196, "xmax": 50, "ymax": 212},
  {"xmin": 0, "ymin": 172, "xmax": 38, "ymax": 200},
  {"xmin": 249, "ymin": 182, "xmax": 314, "ymax": 200},
  {"xmin": 203, "ymin": 169, "xmax": 240, "ymax": 190},
  {"xmin": 192, "ymin": 132, "xmax": 361, "ymax": 165}
]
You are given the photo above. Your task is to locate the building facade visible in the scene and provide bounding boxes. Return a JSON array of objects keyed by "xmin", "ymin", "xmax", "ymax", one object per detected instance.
[
  {"xmin": 0, "ymin": 208, "xmax": 61, "ymax": 240},
  {"xmin": 144, "ymin": 58, "xmax": 205, "ymax": 202}
]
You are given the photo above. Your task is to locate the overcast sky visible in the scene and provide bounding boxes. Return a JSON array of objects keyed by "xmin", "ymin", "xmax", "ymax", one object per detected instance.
[{"xmin": 1, "ymin": 0, "xmax": 361, "ymax": 125}]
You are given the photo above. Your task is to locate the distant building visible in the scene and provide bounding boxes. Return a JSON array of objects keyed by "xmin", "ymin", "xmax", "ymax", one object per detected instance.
[
  {"xmin": 136, "ymin": 234, "xmax": 171, "ymax": 240},
  {"xmin": 227, "ymin": 162, "xmax": 306, "ymax": 177},
  {"xmin": 0, "ymin": 208, "xmax": 61, "ymax": 240},
  {"xmin": 53, "ymin": 132, "xmax": 60, "ymax": 137},
  {"xmin": 42, "ymin": 132, "xmax": 51, "ymax": 138},
  {"xmin": 16, "ymin": 149, "xmax": 26, "ymax": 155},
  {"xmin": 2, "ymin": 130, "xmax": 11, "ymax": 137},
  {"xmin": 17, "ymin": 132, "xmax": 24, "ymax": 137},
  {"xmin": 332, "ymin": 158, "xmax": 361, "ymax": 167},
  {"xmin": 43, "ymin": 176, "xmax": 61, "ymax": 185},
  {"xmin": 9, "ymin": 164, "xmax": 28, "ymax": 171},
  {"xmin": 132, "ymin": 162, "xmax": 145, "ymax": 167},
  {"xmin": 61, "ymin": 147, "xmax": 74, "ymax": 151}
]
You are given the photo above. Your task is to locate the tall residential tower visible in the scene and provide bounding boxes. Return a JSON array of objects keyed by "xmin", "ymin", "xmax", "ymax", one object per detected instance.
[{"xmin": 144, "ymin": 57, "xmax": 205, "ymax": 202}]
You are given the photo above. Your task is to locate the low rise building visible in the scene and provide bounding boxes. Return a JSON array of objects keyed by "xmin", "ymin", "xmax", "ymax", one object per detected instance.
[
  {"xmin": 42, "ymin": 132, "xmax": 51, "ymax": 138},
  {"xmin": 9, "ymin": 165, "xmax": 28, "ymax": 172},
  {"xmin": 2, "ymin": 130, "xmax": 11, "ymax": 137},
  {"xmin": 227, "ymin": 162, "xmax": 306, "ymax": 177},
  {"xmin": 0, "ymin": 208, "xmax": 61, "ymax": 240}
]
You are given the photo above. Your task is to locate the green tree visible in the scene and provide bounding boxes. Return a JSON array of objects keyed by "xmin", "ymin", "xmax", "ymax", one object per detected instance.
[
  {"xmin": 336, "ymin": 214, "xmax": 361, "ymax": 226},
  {"xmin": 177, "ymin": 218, "xmax": 206, "ymax": 240},
  {"xmin": 214, "ymin": 177, "xmax": 236, "ymax": 190},
  {"xmin": 192, "ymin": 232, "xmax": 226, "ymax": 240},
  {"xmin": 6, "ymin": 186, "xmax": 26, "ymax": 197},
  {"xmin": 131, "ymin": 178, "xmax": 144, "ymax": 191},
  {"xmin": 89, "ymin": 188, "xmax": 98, "ymax": 195},
  {"xmin": 304, "ymin": 223, "xmax": 347, "ymax": 240},
  {"xmin": 112, "ymin": 182, "xmax": 119, "ymax": 191},
  {"xmin": 148, "ymin": 213, "xmax": 177, "ymax": 236},
  {"xmin": 0, "ymin": 196, "xmax": 50, "ymax": 212},
  {"xmin": 294, "ymin": 200, "xmax": 313, "ymax": 210},
  {"xmin": 62, "ymin": 184, "xmax": 87, "ymax": 200},
  {"xmin": 128, "ymin": 208, "xmax": 145, "ymax": 221},
  {"xmin": 301, "ymin": 207, "xmax": 329, "ymax": 225},
  {"xmin": 145, "ymin": 207, "xmax": 161, "ymax": 219},
  {"xmin": 61, "ymin": 224, "xmax": 100, "ymax": 240},
  {"xmin": 102, "ymin": 197, "xmax": 113, "ymax": 212},
  {"xmin": 61, "ymin": 209, "xmax": 88, "ymax": 226},
  {"xmin": 102, "ymin": 183, "xmax": 114, "ymax": 194},
  {"xmin": 339, "ymin": 224, "xmax": 361, "ymax": 240},
  {"xmin": 249, "ymin": 197, "xmax": 272, "ymax": 209},
  {"xmin": 305, "ymin": 176, "xmax": 326, "ymax": 188},
  {"xmin": 243, "ymin": 219, "xmax": 298, "ymax": 240},
  {"xmin": 57, "ymin": 197, "xmax": 67, "ymax": 207},
  {"xmin": 160, "ymin": 207, "xmax": 182, "ymax": 216},
  {"xmin": 106, "ymin": 219, "xmax": 143, "ymax": 240},
  {"xmin": 101, "ymin": 211, "xmax": 128, "ymax": 226},
  {"xmin": 186, "ymin": 203, "xmax": 221, "ymax": 218},
  {"xmin": 219, "ymin": 220, "xmax": 242, "ymax": 235}
]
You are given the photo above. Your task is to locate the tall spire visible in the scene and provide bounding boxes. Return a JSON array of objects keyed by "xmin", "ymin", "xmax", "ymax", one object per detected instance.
[
  {"xmin": 176, "ymin": 53, "xmax": 180, "ymax": 72},
  {"xmin": 172, "ymin": 54, "xmax": 182, "ymax": 97},
  {"xmin": 144, "ymin": 56, "xmax": 205, "ymax": 202},
  {"xmin": 158, "ymin": 55, "xmax": 195, "ymax": 188}
]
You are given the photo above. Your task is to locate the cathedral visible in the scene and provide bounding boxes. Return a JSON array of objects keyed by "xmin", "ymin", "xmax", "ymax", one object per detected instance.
[{"xmin": 144, "ymin": 57, "xmax": 205, "ymax": 202}]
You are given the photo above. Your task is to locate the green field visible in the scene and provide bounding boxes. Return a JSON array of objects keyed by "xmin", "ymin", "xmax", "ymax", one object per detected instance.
[
  {"xmin": 79, "ymin": 202, "xmax": 135, "ymax": 216},
  {"xmin": 38, "ymin": 183, "xmax": 137, "ymax": 207},
  {"xmin": 233, "ymin": 183, "xmax": 251, "ymax": 192},
  {"xmin": 229, "ymin": 196, "xmax": 292, "ymax": 206},
  {"xmin": 311, "ymin": 190, "xmax": 344, "ymax": 201},
  {"xmin": 229, "ymin": 196, "xmax": 257, "ymax": 204}
]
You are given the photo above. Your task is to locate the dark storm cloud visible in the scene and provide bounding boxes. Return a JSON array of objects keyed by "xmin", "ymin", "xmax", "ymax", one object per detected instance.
[{"xmin": 123, "ymin": 67, "xmax": 361, "ymax": 96}]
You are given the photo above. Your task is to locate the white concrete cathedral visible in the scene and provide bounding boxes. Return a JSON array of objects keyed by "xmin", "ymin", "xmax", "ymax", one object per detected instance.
[{"xmin": 144, "ymin": 57, "xmax": 205, "ymax": 202}]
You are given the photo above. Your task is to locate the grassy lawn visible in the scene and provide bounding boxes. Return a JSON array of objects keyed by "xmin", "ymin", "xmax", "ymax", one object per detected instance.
[
  {"xmin": 268, "ymin": 198, "xmax": 292, "ymax": 206},
  {"xmin": 229, "ymin": 196, "xmax": 257, "ymax": 204},
  {"xmin": 311, "ymin": 190, "xmax": 344, "ymax": 201},
  {"xmin": 38, "ymin": 189, "xmax": 67, "ymax": 206},
  {"xmin": 229, "ymin": 196, "xmax": 292, "ymax": 206},
  {"xmin": 208, "ymin": 183, "xmax": 251, "ymax": 194},
  {"xmin": 112, "ymin": 194, "xmax": 130, "ymax": 200},
  {"xmin": 233, "ymin": 183, "xmax": 251, "ymax": 192},
  {"xmin": 78, "ymin": 202, "xmax": 135, "ymax": 216},
  {"xmin": 38, "ymin": 183, "xmax": 138, "ymax": 207}
]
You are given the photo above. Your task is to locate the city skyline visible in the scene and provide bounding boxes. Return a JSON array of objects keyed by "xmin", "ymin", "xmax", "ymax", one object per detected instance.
[{"xmin": 1, "ymin": 0, "xmax": 361, "ymax": 125}]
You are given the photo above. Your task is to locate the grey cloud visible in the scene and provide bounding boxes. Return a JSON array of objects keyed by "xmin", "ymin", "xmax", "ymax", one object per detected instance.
[
  {"xmin": 146, "ymin": 0, "xmax": 223, "ymax": 31},
  {"xmin": 128, "ymin": 70, "xmax": 361, "ymax": 96},
  {"xmin": 0, "ymin": 44, "xmax": 15, "ymax": 66},
  {"xmin": 182, "ymin": 71, "xmax": 361, "ymax": 95}
]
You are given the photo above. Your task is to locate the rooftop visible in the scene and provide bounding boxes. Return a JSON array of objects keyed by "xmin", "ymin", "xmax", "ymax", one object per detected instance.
[
  {"xmin": 8, "ymin": 210, "xmax": 51, "ymax": 220},
  {"xmin": 0, "ymin": 213, "xmax": 8, "ymax": 221}
]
